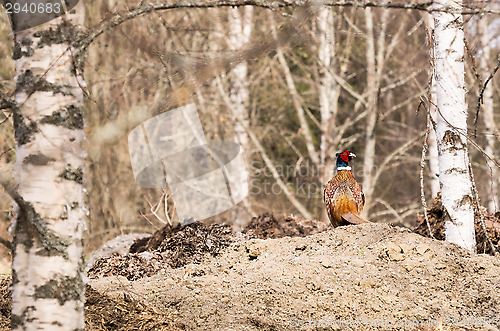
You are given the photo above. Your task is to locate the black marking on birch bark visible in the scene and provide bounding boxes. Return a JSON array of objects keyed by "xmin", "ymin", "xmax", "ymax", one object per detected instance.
[
  {"xmin": 444, "ymin": 17, "xmax": 462, "ymax": 30},
  {"xmin": 13, "ymin": 196, "xmax": 69, "ymax": 258},
  {"xmin": 12, "ymin": 267, "xmax": 19, "ymax": 286},
  {"xmin": 40, "ymin": 105, "xmax": 84, "ymax": 130},
  {"xmin": 34, "ymin": 20, "xmax": 88, "ymax": 74},
  {"xmin": 12, "ymin": 38, "xmax": 34, "ymax": 60},
  {"xmin": 442, "ymin": 130, "xmax": 464, "ymax": 149},
  {"xmin": 23, "ymin": 153, "xmax": 56, "ymax": 166},
  {"xmin": 16, "ymin": 70, "xmax": 74, "ymax": 96},
  {"xmin": 457, "ymin": 195, "xmax": 473, "ymax": 207},
  {"xmin": 60, "ymin": 205, "xmax": 68, "ymax": 220},
  {"xmin": 59, "ymin": 166, "xmax": 84, "ymax": 184},
  {"xmin": 11, "ymin": 305, "xmax": 36, "ymax": 329},
  {"xmin": 13, "ymin": 109, "xmax": 38, "ymax": 146},
  {"xmin": 52, "ymin": 321, "xmax": 63, "ymax": 326},
  {"xmin": 444, "ymin": 167, "xmax": 468, "ymax": 175},
  {"xmin": 34, "ymin": 275, "xmax": 83, "ymax": 306},
  {"xmin": 34, "ymin": 20, "xmax": 79, "ymax": 49}
]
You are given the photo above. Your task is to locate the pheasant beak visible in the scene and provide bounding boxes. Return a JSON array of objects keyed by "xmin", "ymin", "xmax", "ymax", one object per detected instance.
[{"xmin": 349, "ymin": 153, "xmax": 356, "ymax": 158}]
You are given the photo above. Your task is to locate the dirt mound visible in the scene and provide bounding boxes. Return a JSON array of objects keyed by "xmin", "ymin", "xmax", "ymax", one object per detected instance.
[
  {"xmin": 242, "ymin": 213, "xmax": 328, "ymax": 239},
  {"xmin": 88, "ymin": 214, "xmax": 329, "ymax": 280},
  {"xmin": 414, "ymin": 194, "xmax": 500, "ymax": 254},
  {"xmin": 85, "ymin": 233, "xmax": 151, "ymax": 271},
  {"xmin": 90, "ymin": 223, "xmax": 500, "ymax": 330},
  {"xmin": 129, "ymin": 222, "xmax": 233, "ymax": 259},
  {"xmin": 87, "ymin": 252, "xmax": 166, "ymax": 281},
  {"xmin": 88, "ymin": 222, "xmax": 233, "ymax": 280}
]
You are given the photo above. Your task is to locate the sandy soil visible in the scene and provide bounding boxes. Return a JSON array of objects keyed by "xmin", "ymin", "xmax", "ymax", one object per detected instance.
[
  {"xmin": 1, "ymin": 206, "xmax": 499, "ymax": 330},
  {"xmin": 89, "ymin": 221, "xmax": 500, "ymax": 330}
]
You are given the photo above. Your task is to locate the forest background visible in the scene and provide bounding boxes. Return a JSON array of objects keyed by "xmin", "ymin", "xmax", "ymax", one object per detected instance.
[{"xmin": 0, "ymin": 0, "xmax": 498, "ymax": 260}]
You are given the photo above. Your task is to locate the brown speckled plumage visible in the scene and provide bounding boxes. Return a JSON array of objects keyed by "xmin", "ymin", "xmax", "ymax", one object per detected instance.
[{"xmin": 323, "ymin": 151, "xmax": 366, "ymax": 227}]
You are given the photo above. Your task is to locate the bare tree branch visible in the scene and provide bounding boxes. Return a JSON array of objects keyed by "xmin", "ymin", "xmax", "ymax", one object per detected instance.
[
  {"xmin": 420, "ymin": 113, "xmax": 435, "ymax": 239},
  {"xmin": 80, "ymin": 0, "xmax": 500, "ymax": 54},
  {"xmin": 474, "ymin": 53, "xmax": 500, "ymax": 136},
  {"xmin": 469, "ymin": 162, "xmax": 496, "ymax": 256}
]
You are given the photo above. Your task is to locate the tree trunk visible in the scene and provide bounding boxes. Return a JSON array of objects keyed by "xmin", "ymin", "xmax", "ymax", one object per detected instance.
[
  {"xmin": 227, "ymin": 7, "xmax": 254, "ymax": 228},
  {"xmin": 425, "ymin": 13, "xmax": 440, "ymax": 198},
  {"xmin": 433, "ymin": 0, "xmax": 476, "ymax": 250},
  {"xmin": 317, "ymin": 7, "xmax": 339, "ymax": 183},
  {"xmin": 10, "ymin": 4, "xmax": 87, "ymax": 330},
  {"xmin": 478, "ymin": 14, "xmax": 499, "ymax": 213},
  {"xmin": 228, "ymin": 7, "xmax": 253, "ymax": 153},
  {"xmin": 361, "ymin": 8, "xmax": 388, "ymax": 219}
]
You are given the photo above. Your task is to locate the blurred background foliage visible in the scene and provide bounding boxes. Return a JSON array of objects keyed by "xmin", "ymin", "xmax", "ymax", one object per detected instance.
[{"xmin": 0, "ymin": 0, "xmax": 498, "ymax": 257}]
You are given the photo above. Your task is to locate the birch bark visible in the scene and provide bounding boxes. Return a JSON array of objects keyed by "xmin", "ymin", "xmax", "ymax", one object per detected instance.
[
  {"xmin": 427, "ymin": 85, "xmax": 441, "ymax": 198},
  {"xmin": 361, "ymin": 8, "xmax": 388, "ymax": 219},
  {"xmin": 228, "ymin": 7, "xmax": 253, "ymax": 153},
  {"xmin": 317, "ymin": 7, "xmax": 339, "ymax": 183},
  {"xmin": 426, "ymin": 13, "xmax": 441, "ymax": 198},
  {"xmin": 433, "ymin": 0, "xmax": 476, "ymax": 250},
  {"xmin": 9, "ymin": 3, "xmax": 87, "ymax": 329},
  {"xmin": 478, "ymin": 14, "xmax": 499, "ymax": 213},
  {"xmin": 227, "ymin": 7, "xmax": 254, "ymax": 227}
]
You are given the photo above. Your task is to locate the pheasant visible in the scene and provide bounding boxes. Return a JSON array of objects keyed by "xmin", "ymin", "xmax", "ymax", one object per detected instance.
[{"xmin": 323, "ymin": 150, "xmax": 368, "ymax": 227}]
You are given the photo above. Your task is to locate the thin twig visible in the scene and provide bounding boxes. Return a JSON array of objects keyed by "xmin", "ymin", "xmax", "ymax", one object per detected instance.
[
  {"xmin": 474, "ymin": 54, "xmax": 500, "ymax": 136},
  {"xmin": 144, "ymin": 193, "xmax": 168, "ymax": 225},
  {"xmin": 420, "ymin": 113, "xmax": 434, "ymax": 239},
  {"xmin": 139, "ymin": 211, "xmax": 161, "ymax": 230},
  {"xmin": 468, "ymin": 162, "xmax": 496, "ymax": 255}
]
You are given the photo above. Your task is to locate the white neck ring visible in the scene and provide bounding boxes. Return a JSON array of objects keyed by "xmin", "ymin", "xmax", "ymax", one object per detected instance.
[{"xmin": 337, "ymin": 166, "xmax": 351, "ymax": 171}]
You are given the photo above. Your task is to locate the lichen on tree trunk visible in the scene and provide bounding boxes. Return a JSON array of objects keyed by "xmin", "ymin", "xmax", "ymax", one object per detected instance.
[{"xmin": 9, "ymin": 3, "xmax": 87, "ymax": 330}]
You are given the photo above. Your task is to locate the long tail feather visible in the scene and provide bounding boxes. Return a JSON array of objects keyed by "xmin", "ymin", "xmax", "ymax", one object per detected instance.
[{"xmin": 341, "ymin": 212, "xmax": 370, "ymax": 225}]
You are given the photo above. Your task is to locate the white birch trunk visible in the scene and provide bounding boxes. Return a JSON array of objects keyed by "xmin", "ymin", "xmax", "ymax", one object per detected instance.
[
  {"xmin": 228, "ymin": 7, "xmax": 253, "ymax": 151},
  {"xmin": 433, "ymin": 0, "xmax": 476, "ymax": 250},
  {"xmin": 317, "ymin": 7, "xmax": 339, "ymax": 183},
  {"xmin": 478, "ymin": 15, "xmax": 499, "ymax": 213},
  {"xmin": 227, "ymin": 7, "xmax": 254, "ymax": 228},
  {"xmin": 10, "ymin": 4, "xmax": 87, "ymax": 330},
  {"xmin": 425, "ymin": 14, "xmax": 441, "ymax": 198}
]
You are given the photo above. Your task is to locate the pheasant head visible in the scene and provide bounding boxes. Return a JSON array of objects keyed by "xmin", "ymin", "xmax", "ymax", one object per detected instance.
[{"xmin": 335, "ymin": 150, "xmax": 356, "ymax": 171}]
